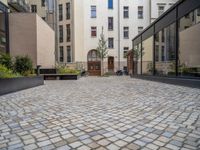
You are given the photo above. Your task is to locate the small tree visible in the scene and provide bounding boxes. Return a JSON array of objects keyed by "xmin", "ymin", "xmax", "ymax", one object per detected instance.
[
  {"xmin": 14, "ymin": 56, "xmax": 33, "ymax": 76},
  {"xmin": 97, "ymin": 27, "xmax": 108, "ymax": 76},
  {"xmin": 132, "ymin": 46, "xmax": 144, "ymax": 74}
]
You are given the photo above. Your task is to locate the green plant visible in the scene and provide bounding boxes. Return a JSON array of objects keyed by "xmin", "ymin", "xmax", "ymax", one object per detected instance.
[
  {"xmin": 0, "ymin": 64, "xmax": 21, "ymax": 78},
  {"xmin": 0, "ymin": 53, "xmax": 13, "ymax": 69},
  {"xmin": 14, "ymin": 56, "xmax": 33, "ymax": 76},
  {"xmin": 96, "ymin": 27, "xmax": 108, "ymax": 76},
  {"xmin": 56, "ymin": 65, "xmax": 80, "ymax": 75}
]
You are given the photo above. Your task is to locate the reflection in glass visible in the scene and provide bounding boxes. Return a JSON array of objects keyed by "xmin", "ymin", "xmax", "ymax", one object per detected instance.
[
  {"xmin": 179, "ymin": 7, "xmax": 200, "ymax": 78},
  {"xmin": 155, "ymin": 23, "xmax": 176, "ymax": 76},
  {"xmin": 133, "ymin": 44, "xmax": 141, "ymax": 75},
  {"xmin": 0, "ymin": 10, "xmax": 6, "ymax": 53},
  {"xmin": 142, "ymin": 36, "xmax": 153, "ymax": 75}
]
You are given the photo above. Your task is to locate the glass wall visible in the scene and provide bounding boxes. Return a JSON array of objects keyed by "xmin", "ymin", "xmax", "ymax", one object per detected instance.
[
  {"xmin": 155, "ymin": 23, "xmax": 176, "ymax": 76},
  {"xmin": 133, "ymin": 44, "xmax": 141, "ymax": 75},
  {"xmin": 178, "ymin": 7, "xmax": 200, "ymax": 77},
  {"xmin": 132, "ymin": 1, "xmax": 200, "ymax": 79},
  {"xmin": 142, "ymin": 36, "xmax": 153, "ymax": 75},
  {"xmin": 0, "ymin": 10, "xmax": 6, "ymax": 53}
]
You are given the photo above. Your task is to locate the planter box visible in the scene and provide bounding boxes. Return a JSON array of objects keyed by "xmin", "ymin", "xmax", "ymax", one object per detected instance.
[
  {"xmin": 44, "ymin": 74, "xmax": 80, "ymax": 80},
  {"xmin": 0, "ymin": 76, "xmax": 44, "ymax": 96}
]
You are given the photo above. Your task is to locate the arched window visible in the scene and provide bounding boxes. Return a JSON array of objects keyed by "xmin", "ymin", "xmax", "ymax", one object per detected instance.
[{"xmin": 87, "ymin": 50, "xmax": 100, "ymax": 61}]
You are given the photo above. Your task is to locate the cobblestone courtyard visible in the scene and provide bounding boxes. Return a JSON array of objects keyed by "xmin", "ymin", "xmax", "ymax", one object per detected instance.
[{"xmin": 0, "ymin": 77, "xmax": 200, "ymax": 150}]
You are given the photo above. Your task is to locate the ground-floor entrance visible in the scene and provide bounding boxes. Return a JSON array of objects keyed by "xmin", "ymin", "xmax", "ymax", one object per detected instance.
[
  {"xmin": 87, "ymin": 50, "xmax": 101, "ymax": 76},
  {"xmin": 108, "ymin": 56, "xmax": 114, "ymax": 72}
]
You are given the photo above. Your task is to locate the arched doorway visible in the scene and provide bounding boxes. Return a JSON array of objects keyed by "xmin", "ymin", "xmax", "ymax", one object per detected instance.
[
  {"xmin": 108, "ymin": 56, "xmax": 114, "ymax": 72},
  {"xmin": 87, "ymin": 50, "xmax": 101, "ymax": 76}
]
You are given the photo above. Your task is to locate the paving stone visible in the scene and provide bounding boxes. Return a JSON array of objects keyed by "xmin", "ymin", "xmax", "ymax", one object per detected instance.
[
  {"xmin": 69, "ymin": 141, "xmax": 83, "ymax": 148},
  {"xmin": 0, "ymin": 77, "xmax": 200, "ymax": 150},
  {"xmin": 114, "ymin": 140, "xmax": 128, "ymax": 147},
  {"xmin": 146, "ymin": 143, "xmax": 159, "ymax": 150},
  {"xmin": 106, "ymin": 144, "xmax": 119, "ymax": 150},
  {"xmin": 77, "ymin": 145, "xmax": 91, "ymax": 150},
  {"xmin": 37, "ymin": 140, "xmax": 51, "ymax": 147},
  {"xmin": 97, "ymin": 139, "xmax": 110, "ymax": 146},
  {"xmin": 23, "ymin": 144, "xmax": 38, "ymax": 150},
  {"xmin": 56, "ymin": 145, "xmax": 71, "ymax": 150},
  {"xmin": 126, "ymin": 143, "xmax": 140, "ymax": 150}
]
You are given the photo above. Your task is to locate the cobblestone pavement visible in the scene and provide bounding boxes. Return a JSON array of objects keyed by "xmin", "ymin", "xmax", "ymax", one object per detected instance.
[{"xmin": 0, "ymin": 77, "xmax": 200, "ymax": 150}]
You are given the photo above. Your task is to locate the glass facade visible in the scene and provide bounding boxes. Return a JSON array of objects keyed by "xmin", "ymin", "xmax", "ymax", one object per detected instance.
[
  {"xmin": 178, "ymin": 7, "xmax": 200, "ymax": 78},
  {"xmin": 142, "ymin": 36, "xmax": 153, "ymax": 75},
  {"xmin": 155, "ymin": 23, "xmax": 176, "ymax": 76},
  {"xmin": 132, "ymin": 1, "xmax": 200, "ymax": 79},
  {"xmin": 0, "ymin": 3, "xmax": 8, "ymax": 53}
]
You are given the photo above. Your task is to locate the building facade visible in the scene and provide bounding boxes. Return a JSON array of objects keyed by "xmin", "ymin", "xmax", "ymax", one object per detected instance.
[
  {"xmin": 132, "ymin": 0, "xmax": 200, "ymax": 79},
  {"xmin": 0, "ymin": 0, "xmax": 9, "ymax": 53},
  {"xmin": 9, "ymin": 13, "xmax": 55, "ymax": 68},
  {"xmin": 27, "ymin": 0, "xmax": 177, "ymax": 75}
]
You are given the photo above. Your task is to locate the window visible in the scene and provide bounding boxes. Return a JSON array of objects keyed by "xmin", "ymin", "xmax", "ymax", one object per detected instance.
[
  {"xmin": 59, "ymin": 46, "xmax": 64, "ymax": 62},
  {"xmin": 161, "ymin": 29, "xmax": 165, "ymax": 42},
  {"xmin": 108, "ymin": 0, "xmax": 113, "ymax": 9},
  {"xmin": 91, "ymin": 6, "xmax": 96, "ymax": 18},
  {"xmin": 178, "ymin": 7, "xmax": 200, "ymax": 77},
  {"xmin": 124, "ymin": 47, "xmax": 129, "ymax": 58},
  {"xmin": 66, "ymin": 24, "xmax": 70, "ymax": 42},
  {"xmin": 197, "ymin": 8, "xmax": 200, "ymax": 16},
  {"xmin": 124, "ymin": 6, "xmax": 129, "ymax": 18},
  {"xmin": 66, "ymin": 3, "xmax": 70, "ymax": 20},
  {"xmin": 41, "ymin": 0, "xmax": 45, "ymax": 7},
  {"xmin": 59, "ymin": 25, "xmax": 63, "ymax": 43},
  {"xmin": 91, "ymin": 27, "xmax": 97, "ymax": 37},
  {"xmin": 138, "ymin": 6, "xmax": 143, "ymax": 19},
  {"xmin": 161, "ymin": 46, "xmax": 165, "ymax": 61},
  {"xmin": 108, "ymin": 17, "xmax": 113, "ymax": 30},
  {"xmin": 67, "ymin": 46, "xmax": 72, "ymax": 63},
  {"xmin": 158, "ymin": 5, "xmax": 165, "ymax": 16},
  {"xmin": 0, "ymin": 10, "xmax": 6, "ymax": 53},
  {"xmin": 31, "ymin": 5, "xmax": 37, "ymax": 13},
  {"xmin": 138, "ymin": 26, "xmax": 143, "ymax": 34},
  {"xmin": 42, "ymin": 17, "xmax": 45, "ymax": 20},
  {"xmin": 142, "ymin": 36, "xmax": 153, "ymax": 75},
  {"xmin": 155, "ymin": 23, "xmax": 176, "ymax": 76},
  {"xmin": 124, "ymin": 27, "xmax": 129, "ymax": 39},
  {"xmin": 108, "ymin": 38, "xmax": 114, "ymax": 48},
  {"xmin": 59, "ymin": 4, "xmax": 63, "ymax": 21},
  {"xmin": 155, "ymin": 45, "xmax": 159, "ymax": 61}
]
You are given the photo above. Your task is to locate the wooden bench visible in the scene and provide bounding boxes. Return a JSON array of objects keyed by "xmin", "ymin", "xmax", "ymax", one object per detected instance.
[{"xmin": 43, "ymin": 74, "xmax": 80, "ymax": 80}]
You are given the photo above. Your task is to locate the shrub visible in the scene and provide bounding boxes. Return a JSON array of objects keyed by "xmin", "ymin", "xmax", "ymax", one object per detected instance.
[
  {"xmin": 14, "ymin": 56, "xmax": 33, "ymax": 76},
  {"xmin": 57, "ymin": 65, "xmax": 80, "ymax": 75},
  {"xmin": 0, "ymin": 64, "xmax": 21, "ymax": 78},
  {"xmin": 0, "ymin": 53, "xmax": 13, "ymax": 69}
]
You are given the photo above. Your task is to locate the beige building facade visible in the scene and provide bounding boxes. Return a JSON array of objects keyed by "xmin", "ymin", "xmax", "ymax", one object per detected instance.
[
  {"xmin": 27, "ymin": 0, "xmax": 178, "ymax": 75},
  {"xmin": 9, "ymin": 13, "xmax": 55, "ymax": 68}
]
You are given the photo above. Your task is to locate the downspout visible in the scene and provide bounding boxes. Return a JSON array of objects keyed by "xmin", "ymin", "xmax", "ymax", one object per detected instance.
[
  {"xmin": 118, "ymin": 0, "xmax": 120, "ymax": 70},
  {"xmin": 54, "ymin": 0, "xmax": 58, "ymax": 66}
]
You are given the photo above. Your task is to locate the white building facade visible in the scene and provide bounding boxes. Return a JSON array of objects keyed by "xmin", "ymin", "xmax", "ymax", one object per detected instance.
[{"xmin": 28, "ymin": 0, "xmax": 178, "ymax": 75}]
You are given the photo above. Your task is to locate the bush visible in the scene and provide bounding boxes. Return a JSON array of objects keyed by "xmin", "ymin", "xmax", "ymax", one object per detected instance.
[
  {"xmin": 0, "ymin": 53, "xmax": 13, "ymax": 69},
  {"xmin": 14, "ymin": 56, "xmax": 33, "ymax": 76},
  {"xmin": 0, "ymin": 64, "xmax": 21, "ymax": 78},
  {"xmin": 57, "ymin": 65, "xmax": 80, "ymax": 75}
]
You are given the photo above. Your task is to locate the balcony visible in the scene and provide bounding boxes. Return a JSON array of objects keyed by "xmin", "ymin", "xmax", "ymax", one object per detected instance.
[{"xmin": 8, "ymin": 0, "xmax": 30, "ymax": 12}]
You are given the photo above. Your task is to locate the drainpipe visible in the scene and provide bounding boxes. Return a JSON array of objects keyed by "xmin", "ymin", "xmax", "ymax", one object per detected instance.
[
  {"xmin": 54, "ymin": 0, "xmax": 58, "ymax": 66},
  {"xmin": 118, "ymin": 0, "xmax": 120, "ymax": 70}
]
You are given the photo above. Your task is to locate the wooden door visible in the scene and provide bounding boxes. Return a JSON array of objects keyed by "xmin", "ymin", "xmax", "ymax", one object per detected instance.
[
  {"xmin": 108, "ymin": 57, "xmax": 114, "ymax": 72},
  {"xmin": 88, "ymin": 61, "xmax": 101, "ymax": 76}
]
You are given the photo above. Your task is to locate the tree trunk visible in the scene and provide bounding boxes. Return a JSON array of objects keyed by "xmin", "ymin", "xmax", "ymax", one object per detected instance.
[{"xmin": 101, "ymin": 59, "xmax": 104, "ymax": 76}]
